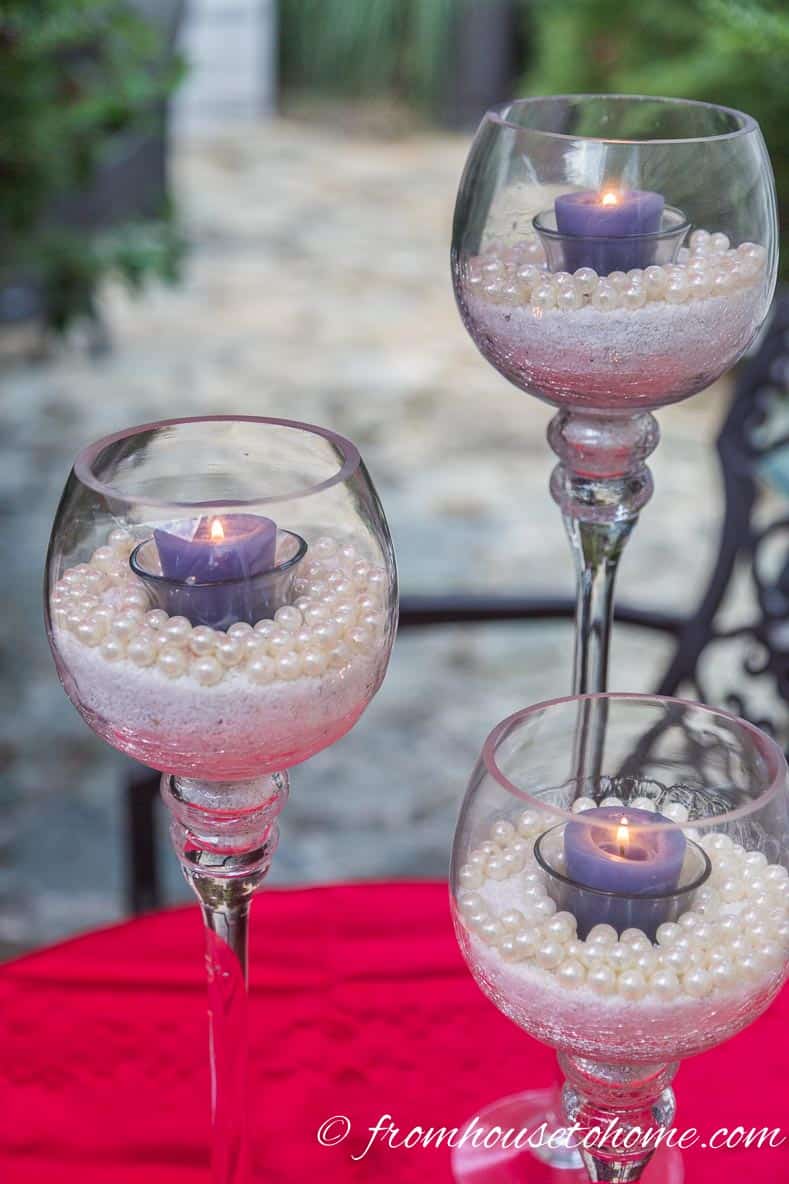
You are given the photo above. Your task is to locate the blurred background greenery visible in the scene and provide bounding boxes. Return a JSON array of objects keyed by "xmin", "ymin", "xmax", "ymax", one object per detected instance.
[{"xmin": 280, "ymin": 0, "xmax": 787, "ymax": 273}]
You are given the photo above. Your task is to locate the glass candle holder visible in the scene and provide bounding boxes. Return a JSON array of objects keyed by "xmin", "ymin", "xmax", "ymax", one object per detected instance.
[
  {"xmin": 535, "ymin": 822, "xmax": 711, "ymax": 941},
  {"xmin": 533, "ymin": 205, "xmax": 690, "ymax": 276},
  {"xmin": 130, "ymin": 529, "xmax": 308, "ymax": 630},
  {"xmin": 451, "ymin": 694, "xmax": 789, "ymax": 1183},
  {"xmin": 45, "ymin": 415, "xmax": 398, "ymax": 1184}
]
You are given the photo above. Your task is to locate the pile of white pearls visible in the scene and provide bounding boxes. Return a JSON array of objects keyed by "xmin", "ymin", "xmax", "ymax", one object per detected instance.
[
  {"xmin": 464, "ymin": 230, "xmax": 767, "ymax": 316},
  {"xmin": 51, "ymin": 529, "xmax": 388, "ymax": 687},
  {"xmin": 457, "ymin": 810, "xmax": 788, "ymax": 1004}
]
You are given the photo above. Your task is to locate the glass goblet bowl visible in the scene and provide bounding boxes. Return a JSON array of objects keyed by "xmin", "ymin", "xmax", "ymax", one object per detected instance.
[
  {"xmin": 451, "ymin": 694, "xmax": 788, "ymax": 1181},
  {"xmin": 451, "ymin": 95, "xmax": 778, "ymax": 413},
  {"xmin": 45, "ymin": 415, "xmax": 398, "ymax": 781}
]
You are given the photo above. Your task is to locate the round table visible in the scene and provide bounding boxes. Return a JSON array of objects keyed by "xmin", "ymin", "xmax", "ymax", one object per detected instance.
[{"xmin": 0, "ymin": 882, "xmax": 786, "ymax": 1183}]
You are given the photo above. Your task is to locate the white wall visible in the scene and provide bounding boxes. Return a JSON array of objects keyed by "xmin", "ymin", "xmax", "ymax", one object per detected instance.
[{"xmin": 173, "ymin": 0, "xmax": 277, "ymax": 133}]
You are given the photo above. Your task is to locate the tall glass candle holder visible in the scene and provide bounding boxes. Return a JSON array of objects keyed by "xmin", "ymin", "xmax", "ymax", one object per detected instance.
[
  {"xmin": 45, "ymin": 416, "xmax": 398, "ymax": 1183},
  {"xmin": 451, "ymin": 94, "xmax": 778, "ymax": 701},
  {"xmin": 452, "ymin": 694, "xmax": 789, "ymax": 1184}
]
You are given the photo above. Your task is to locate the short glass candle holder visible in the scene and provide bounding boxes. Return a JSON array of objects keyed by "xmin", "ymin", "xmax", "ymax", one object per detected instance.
[
  {"xmin": 451, "ymin": 694, "xmax": 789, "ymax": 1184},
  {"xmin": 535, "ymin": 822, "xmax": 711, "ymax": 941},
  {"xmin": 533, "ymin": 205, "xmax": 690, "ymax": 276},
  {"xmin": 130, "ymin": 529, "xmax": 307, "ymax": 630}
]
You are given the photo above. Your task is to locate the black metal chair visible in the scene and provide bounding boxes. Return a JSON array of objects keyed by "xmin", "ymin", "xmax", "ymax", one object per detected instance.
[{"xmin": 125, "ymin": 292, "xmax": 789, "ymax": 913}]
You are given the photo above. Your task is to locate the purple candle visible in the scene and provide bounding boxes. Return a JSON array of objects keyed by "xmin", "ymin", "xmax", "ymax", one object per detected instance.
[
  {"xmin": 563, "ymin": 806, "xmax": 686, "ymax": 939},
  {"xmin": 554, "ymin": 188, "xmax": 665, "ymax": 275},
  {"xmin": 152, "ymin": 514, "xmax": 278, "ymax": 629}
]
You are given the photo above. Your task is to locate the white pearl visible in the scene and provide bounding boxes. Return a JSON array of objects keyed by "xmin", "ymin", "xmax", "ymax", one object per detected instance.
[
  {"xmin": 188, "ymin": 626, "xmax": 218, "ymax": 656},
  {"xmin": 502, "ymin": 848, "xmax": 525, "ymax": 875},
  {"xmin": 556, "ymin": 285, "xmax": 582, "ymax": 311},
  {"xmin": 600, "ymin": 796, "xmax": 623, "ymax": 808},
  {"xmin": 216, "ymin": 636, "xmax": 244, "ymax": 668},
  {"xmin": 107, "ymin": 527, "xmax": 135, "ymax": 555},
  {"xmin": 121, "ymin": 587, "xmax": 150, "ymax": 611},
  {"xmin": 110, "ymin": 613, "xmax": 144, "ymax": 642},
  {"xmin": 515, "ymin": 263, "xmax": 543, "ymax": 292},
  {"xmin": 76, "ymin": 615, "xmax": 109, "ymax": 647},
  {"xmin": 228, "ymin": 621, "xmax": 254, "ymax": 639},
  {"xmin": 631, "ymin": 796, "xmax": 656, "ymax": 813},
  {"xmin": 248, "ymin": 655, "xmax": 277, "ymax": 684},
  {"xmin": 608, "ymin": 943, "xmax": 636, "ymax": 972},
  {"xmin": 486, "ymin": 855, "xmax": 508, "ymax": 881},
  {"xmin": 704, "ymin": 833, "xmax": 734, "ymax": 853},
  {"xmin": 571, "ymin": 796, "xmax": 597, "ymax": 814},
  {"xmin": 162, "ymin": 616, "xmax": 193, "ymax": 645},
  {"xmin": 649, "ymin": 968, "xmax": 680, "ymax": 999},
  {"xmin": 192, "ymin": 656, "xmax": 224, "ymax": 686},
  {"xmin": 710, "ymin": 232, "xmax": 730, "ymax": 252},
  {"xmin": 313, "ymin": 537, "xmax": 339, "ymax": 561},
  {"xmin": 543, "ymin": 912, "xmax": 577, "ymax": 941},
  {"xmin": 683, "ymin": 967, "xmax": 713, "ymax": 998},
  {"xmin": 588, "ymin": 964, "xmax": 617, "ymax": 996},
  {"xmin": 634, "ymin": 948, "xmax": 658, "ymax": 976},
  {"xmin": 458, "ymin": 864, "xmax": 484, "ymax": 891},
  {"xmin": 587, "ymin": 924, "xmax": 618, "ymax": 947},
  {"xmin": 618, "ymin": 970, "xmax": 647, "ymax": 1001},
  {"xmin": 457, "ymin": 892, "xmax": 484, "ymax": 916},
  {"xmin": 500, "ymin": 909, "xmax": 526, "ymax": 932},
  {"xmin": 644, "ymin": 266, "xmax": 667, "ymax": 300},
  {"xmin": 157, "ymin": 644, "xmax": 187, "ymax": 678},
  {"xmin": 276, "ymin": 652, "xmax": 302, "ymax": 681},
  {"xmin": 665, "ymin": 273, "xmax": 690, "ymax": 303},
  {"xmin": 144, "ymin": 609, "xmax": 169, "ymax": 631},
  {"xmin": 556, "ymin": 959, "xmax": 586, "ymax": 989},
  {"xmin": 514, "ymin": 929, "xmax": 539, "ymax": 959},
  {"xmin": 127, "ymin": 631, "xmax": 158, "ymax": 667},
  {"xmin": 678, "ymin": 911, "xmax": 704, "ymax": 932},
  {"xmin": 301, "ymin": 648, "xmax": 329, "ymax": 677},
  {"xmin": 591, "ymin": 281, "xmax": 619, "ymax": 311},
  {"xmin": 479, "ymin": 918, "xmax": 505, "ymax": 946},
  {"xmin": 690, "ymin": 229, "xmax": 711, "ymax": 252},
  {"xmin": 656, "ymin": 922, "xmax": 682, "ymax": 947},
  {"xmin": 604, "ymin": 270, "xmax": 627, "ymax": 291},
  {"xmin": 572, "ymin": 267, "xmax": 598, "ymax": 295},
  {"xmin": 348, "ymin": 626, "xmax": 372, "ymax": 651},
  {"xmin": 91, "ymin": 546, "xmax": 117, "ymax": 571},
  {"xmin": 274, "ymin": 605, "xmax": 303, "ymax": 632},
  {"xmin": 517, "ymin": 809, "xmax": 541, "ymax": 836},
  {"xmin": 620, "ymin": 282, "xmax": 647, "ymax": 312},
  {"xmin": 329, "ymin": 642, "xmax": 351, "ymax": 668},
  {"xmin": 719, "ymin": 878, "xmax": 745, "ymax": 903},
  {"xmin": 499, "ymin": 937, "xmax": 523, "ymax": 962},
  {"xmin": 661, "ymin": 802, "xmax": 690, "ymax": 824},
  {"xmin": 536, "ymin": 940, "xmax": 564, "ymax": 970},
  {"xmin": 620, "ymin": 927, "xmax": 650, "ymax": 950},
  {"xmin": 531, "ymin": 282, "xmax": 556, "ymax": 311},
  {"xmin": 490, "ymin": 819, "xmax": 516, "ymax": 846},
  {"xmin": 765, "ymin": 865, "xmax": 788, "ymax": 885}
]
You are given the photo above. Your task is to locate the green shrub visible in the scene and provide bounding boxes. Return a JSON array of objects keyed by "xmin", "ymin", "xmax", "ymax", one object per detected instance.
[{"xmin": 0, "ymin": 0, "xmax": 185, "ymax": 331}]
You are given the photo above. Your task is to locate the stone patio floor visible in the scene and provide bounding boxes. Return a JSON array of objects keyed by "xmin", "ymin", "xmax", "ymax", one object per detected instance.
[{"xmin": 0, "ymin": 115, "xmax": 742, "ymax": 954}]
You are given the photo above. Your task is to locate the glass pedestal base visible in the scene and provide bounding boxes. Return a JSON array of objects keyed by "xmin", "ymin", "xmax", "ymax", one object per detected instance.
[{"xmin": 451, "ymin": 1088, "xmax": 683, "ymax": 1184}]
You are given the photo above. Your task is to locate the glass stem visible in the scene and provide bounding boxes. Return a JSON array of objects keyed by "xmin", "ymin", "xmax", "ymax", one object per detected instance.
[
  {"xmin": 548, "ymin": 410, "xmax": 660, "ymax": 782},
  {"xmin": 560, "ymin": 1053, "xmax": 678, "ymax": 1181},
  {"xmin": 162, "ymin": 772, "xmax": 290, "ymax": 1184}
]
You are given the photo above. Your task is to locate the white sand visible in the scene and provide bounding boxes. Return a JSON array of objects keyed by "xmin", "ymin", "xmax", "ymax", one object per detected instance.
[
  {"xmin": 459, "ymin": 285, "xmax": 764, "ymax": 409},
  {"xmin": 55, "ymin": 627, "xmax": 384, "ymax": 780}
]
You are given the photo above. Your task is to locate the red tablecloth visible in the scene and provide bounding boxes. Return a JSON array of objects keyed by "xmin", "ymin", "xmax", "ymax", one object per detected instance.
[{"xmin": 0, "ymin": 882, "xmax": 787, "ymax": 1183}]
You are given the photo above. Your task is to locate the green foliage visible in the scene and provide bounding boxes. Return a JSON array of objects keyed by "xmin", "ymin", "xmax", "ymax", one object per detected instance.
[
  {"xmin": 279, "ymin": 0, "xmax": 457, "ymax": 110},
  {"xmin": 0, "ymin": 0, "xmax": 185, "ymax": 330},
  {"xmin": 522, "ymin": 0, "xmax": 789, "ymax": 275}
]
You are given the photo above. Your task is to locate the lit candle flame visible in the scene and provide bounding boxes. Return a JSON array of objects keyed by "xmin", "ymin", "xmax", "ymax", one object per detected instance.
[
  {"xmin": 210, "ymin": 518, "xmax": 225, "ymax": 542},
  {"xmin": 601, "ymin": 190, "xmax": 619, "ymax": 207},
  {"xmin": 616, "ymin": 816, "xmax": 630, "ymax": 857}
]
